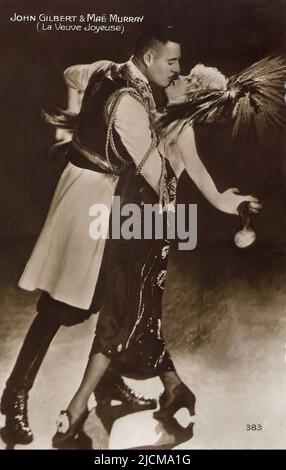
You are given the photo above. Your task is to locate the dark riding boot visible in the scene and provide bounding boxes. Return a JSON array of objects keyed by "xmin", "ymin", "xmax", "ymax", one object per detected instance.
[{"xmin": 94, "ymin": 369, "xmax": 157, "ymax": 410}]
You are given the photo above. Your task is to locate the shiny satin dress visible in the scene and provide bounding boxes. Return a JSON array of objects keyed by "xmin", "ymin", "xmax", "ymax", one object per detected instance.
[{"xmin": 90, "ymin": 159, "xmax": 178, "ymax": 379}]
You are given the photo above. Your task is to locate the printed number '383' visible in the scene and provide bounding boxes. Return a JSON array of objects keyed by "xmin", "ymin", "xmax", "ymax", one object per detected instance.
[{"xmin": 246, "ymin": 424, "xmax": 263, "ymax": 431}]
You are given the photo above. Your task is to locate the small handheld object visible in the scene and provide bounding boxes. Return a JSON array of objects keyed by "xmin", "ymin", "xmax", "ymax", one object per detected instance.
[{"xmin": 234, "ymin": 201, "xmax": 256, "ymax": 249}]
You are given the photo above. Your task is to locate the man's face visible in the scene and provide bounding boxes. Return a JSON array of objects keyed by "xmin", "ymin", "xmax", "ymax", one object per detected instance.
[{"xmin": 145, "ymin": 41, "xmax": 181, "ymax": 88}]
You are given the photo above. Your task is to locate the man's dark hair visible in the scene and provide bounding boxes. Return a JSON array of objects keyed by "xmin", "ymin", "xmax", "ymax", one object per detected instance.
[{"xmin": 134, "ymin": 21, "xmax": 181, "ymax": 58}]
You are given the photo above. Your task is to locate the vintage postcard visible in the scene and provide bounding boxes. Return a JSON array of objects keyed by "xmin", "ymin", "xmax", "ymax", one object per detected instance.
[{"xmin": 0, "ymin": 0, "xmax": 285, "ymax": 456}]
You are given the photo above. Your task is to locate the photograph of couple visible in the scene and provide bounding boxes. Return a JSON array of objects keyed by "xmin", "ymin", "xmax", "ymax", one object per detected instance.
[{"xmin": 0, "ymin": 0, "xmax": 285, "ymax": 452}]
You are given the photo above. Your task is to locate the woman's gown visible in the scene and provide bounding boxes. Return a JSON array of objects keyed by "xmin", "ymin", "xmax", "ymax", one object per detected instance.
[{"xmin": 90, "ymin": 158, "xmax": 178, "ymax": 378}]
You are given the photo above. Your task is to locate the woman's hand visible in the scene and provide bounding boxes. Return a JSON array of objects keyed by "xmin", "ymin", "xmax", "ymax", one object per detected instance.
[
  {"xmin": 165, "ymin": 124, "xmax": 263, "ymax": 216},
  {"xmin": 218, "ymin": 187, "xmax": 262, "ymax": 215}
]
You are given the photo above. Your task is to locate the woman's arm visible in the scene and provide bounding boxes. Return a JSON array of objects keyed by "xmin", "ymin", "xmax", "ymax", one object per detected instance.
[
  {"xmin": 63, "ymin": 61, "xmax": 113, "ymax": 91},
  {"xmin": 173, "ymin": 125, "xmax": 261, "ymax": 215},
  {"xmin": 54, "ymin": 61, "xmax": 114, "ymax": 144}
]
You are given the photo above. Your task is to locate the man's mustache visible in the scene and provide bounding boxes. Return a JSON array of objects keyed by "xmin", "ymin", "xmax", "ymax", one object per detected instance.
[{"xmin": 167, "ymin": 73, "xmax": 179, "ymax": 87}]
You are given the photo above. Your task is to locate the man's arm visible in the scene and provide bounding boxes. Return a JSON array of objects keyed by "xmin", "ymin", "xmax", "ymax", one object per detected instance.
[{"xmin": 114, "ymin": 94, "xmax": 162, "ymax": 194}]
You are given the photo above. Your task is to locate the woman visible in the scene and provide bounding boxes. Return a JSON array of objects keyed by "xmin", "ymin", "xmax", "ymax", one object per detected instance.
[{"xmin": 51, "ymin": 62, "xmax": 262, "ymax": 447}]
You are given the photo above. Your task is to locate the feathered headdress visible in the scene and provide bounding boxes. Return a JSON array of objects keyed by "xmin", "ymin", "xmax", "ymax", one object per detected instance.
[{"xmin": 158, "ymin": 56, "xmax": 286, "ymax": 141}]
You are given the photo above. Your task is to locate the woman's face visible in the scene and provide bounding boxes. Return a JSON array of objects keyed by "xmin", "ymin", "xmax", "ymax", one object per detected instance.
[
  {"xmin": 165, "ymin": 65, "xmax": 228, "ymax": 105},
  {"xmin": 165, "ymin": 75, "xmax": 189, "ymax": 104}
]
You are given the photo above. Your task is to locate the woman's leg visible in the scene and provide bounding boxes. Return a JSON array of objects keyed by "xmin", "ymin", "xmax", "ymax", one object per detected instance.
[
  {"xmin": 154, "ymin": 372, "xmax": 196, "ymax": 422},
  {"xmin": 160, "ymin": 370, "xmax": 181, "ymax": 392},
  {"xmin": 65, "ymin": 352, "xmax": 111, "ymax": 422}
]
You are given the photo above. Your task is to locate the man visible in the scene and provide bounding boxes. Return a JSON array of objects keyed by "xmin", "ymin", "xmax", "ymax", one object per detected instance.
[{"xmin": 1, "ymin": 22, "xmax": 182, "ymax": 445}]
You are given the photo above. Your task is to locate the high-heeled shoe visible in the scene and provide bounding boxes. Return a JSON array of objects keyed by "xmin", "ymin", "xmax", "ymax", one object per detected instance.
[
  {"xmin": 52, "ymin": 407, "xmax": 89, "ymax": 448},
  {"xmin": 153, "ymin": 382, "xmax": 196, "ymax": 422}
]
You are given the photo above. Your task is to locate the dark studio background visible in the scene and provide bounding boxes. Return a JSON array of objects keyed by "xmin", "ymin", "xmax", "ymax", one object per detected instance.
[{"xmin": 0, "ymin": 0, "xmax": 286, "ymax": 449}]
